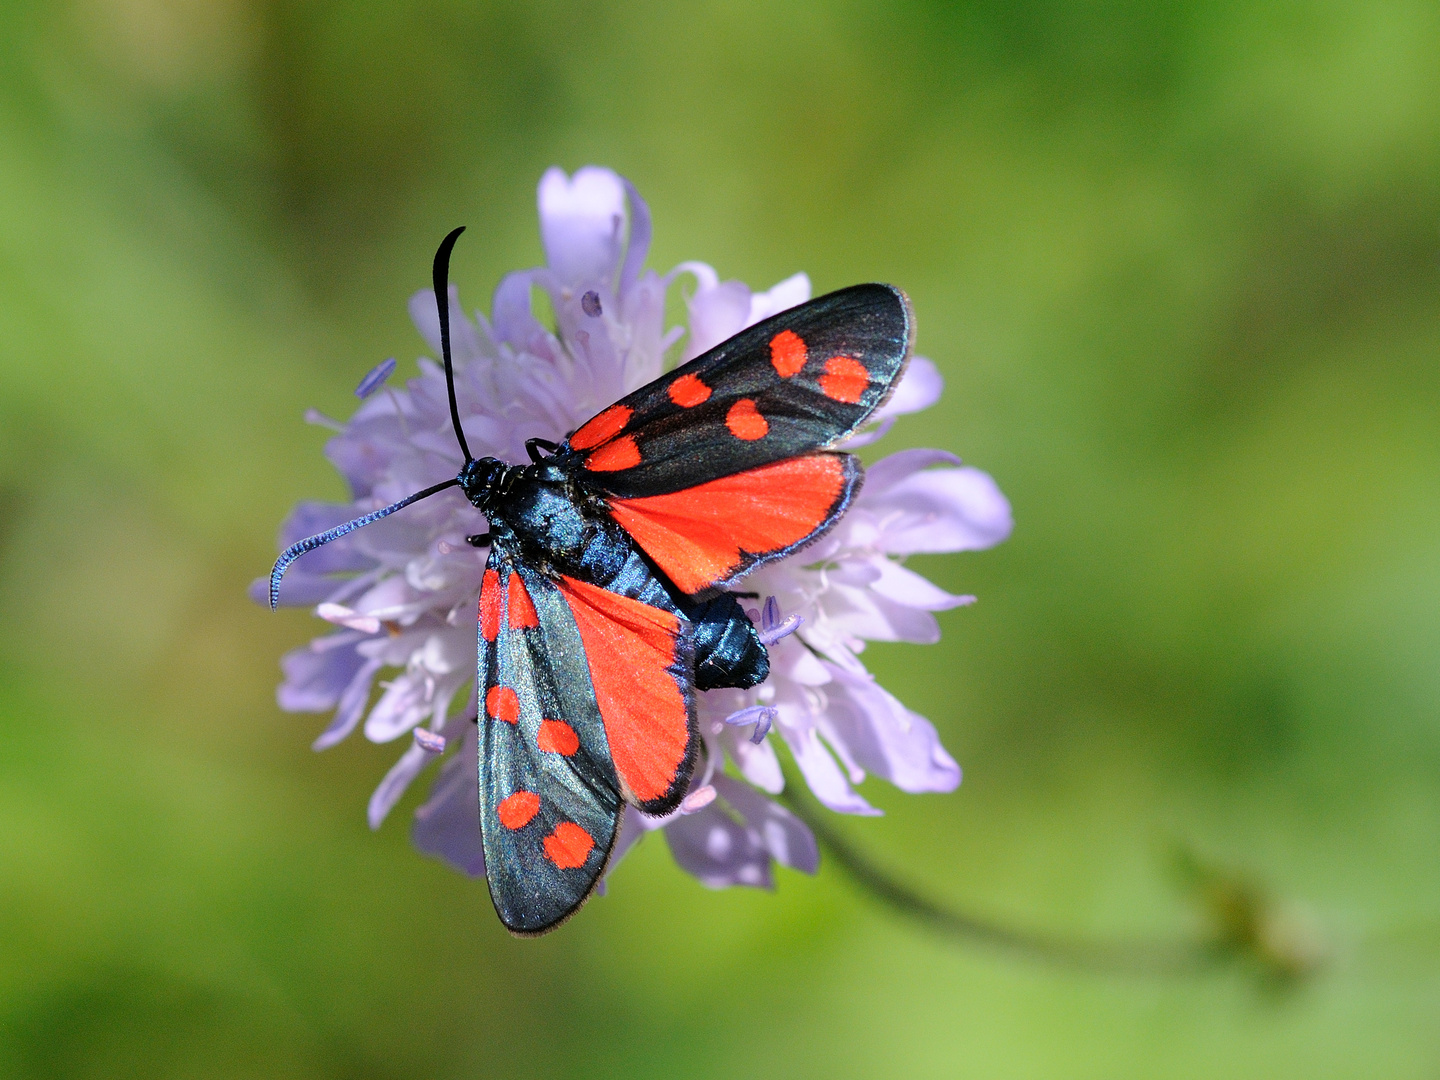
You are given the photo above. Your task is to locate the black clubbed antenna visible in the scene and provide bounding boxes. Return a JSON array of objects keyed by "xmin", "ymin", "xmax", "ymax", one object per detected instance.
[
  {"xmin": 433, "ymin": 226, "xmax": 472, "ymax": 463},
  {"xmin": 268, "ymin": 227, "xmax": 478, "ymax": 610},
  {"xmin": 269, "ymin": 476, "xmax": 459, "ymax": 609}
]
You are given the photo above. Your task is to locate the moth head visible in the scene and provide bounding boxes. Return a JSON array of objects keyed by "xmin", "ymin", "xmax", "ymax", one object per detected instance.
[{"xmin": 458, "ymin": 456, "xmax": 508, "ymax": 510}]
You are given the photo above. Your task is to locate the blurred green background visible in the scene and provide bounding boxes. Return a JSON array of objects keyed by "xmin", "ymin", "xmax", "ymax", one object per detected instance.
[{"xmin": 2, "ymin": 0, "xmax": 1439, "ymax": 1076}]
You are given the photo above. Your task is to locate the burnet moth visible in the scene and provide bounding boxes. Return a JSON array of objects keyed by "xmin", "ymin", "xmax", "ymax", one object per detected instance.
[{"xmin": 270, "ymin": 228, "xmax": 913, "ymax": 934}]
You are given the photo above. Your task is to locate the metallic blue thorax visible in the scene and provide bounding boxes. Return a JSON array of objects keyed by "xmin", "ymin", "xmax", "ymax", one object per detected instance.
[{"xmin": 458, "ymin": 455, "xmax": 768, "ymax": 691}]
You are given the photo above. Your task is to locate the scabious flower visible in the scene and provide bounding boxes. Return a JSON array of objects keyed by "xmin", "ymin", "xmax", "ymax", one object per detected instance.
[{"xmin": 255, "ymin": 166, "xmax": 1012, "ymax": 892}]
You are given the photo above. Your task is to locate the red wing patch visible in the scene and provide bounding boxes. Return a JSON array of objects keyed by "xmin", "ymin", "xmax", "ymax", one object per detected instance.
[
  {"xmin": 555, "ymin": 575, "xmax": 691, "ymax": 808},
  {"xmin": 537, "ymin": 719, "xmax": 580, "ymax": 756},
  {"xmin": 607, "ymin": 455, "xmax": 849, "ymax": 595},
  {"xmin": 584, "ymin": 435, "xmax": 642, "ymax": 473},
  {"xmin": 820, "ymin": 355, "xmax": 869, "ymax": 403},
  {"xmin": 497, "ymin": 790, "xmax": 539, "ymax": 829},
  {"xmin": 487, "ymin": 685, "xmax": 520, "ymax": 724},
  {"xmin": 479, "ymin": 569, "xmax": 501, "ymax": 641},
  {"xmin": 507, "ymin": 572, "xmax": 539, "ymax": 628},
  {"xmin": 725, "ymin": 399, "xmax": 769, "ymax": 441},
  {"xmin": 668, "ymin": 373, "xmax": 712, "ymax": 408},
  {"xmin": 543, "ymin": 822, "xmax": 595, "ymax": 868},
  {"xmin": 570, "ymin": 404, "xmax": 632, "ymax": 450},
  {"xmin": 770, "ymin": 329, "xmax": 807, "ymax": 377}
]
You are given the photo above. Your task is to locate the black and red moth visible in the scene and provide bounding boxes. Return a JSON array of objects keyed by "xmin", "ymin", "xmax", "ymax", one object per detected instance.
[{"xmin": 270, "ymin": 228, "xmax": 913, "ymax": 934}]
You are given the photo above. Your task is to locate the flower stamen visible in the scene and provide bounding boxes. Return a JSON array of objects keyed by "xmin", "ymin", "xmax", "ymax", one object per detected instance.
[
  {"xmin": 304, "ymin": 408, "xmax": 345, "ymax": 431},
  {"xmin": 355, "ymin": 357, "xmax": 397, "ymax": 398},
  {"xmin": 723, "ymin": 705, "xmax": 777, "ymax": 744},
  {"xmin": 758, "ymin": 595, "xmax": 803, "ymax": 645}
]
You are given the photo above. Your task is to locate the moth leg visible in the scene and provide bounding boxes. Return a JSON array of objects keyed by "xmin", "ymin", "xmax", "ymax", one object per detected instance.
[
  {"xmin": 526, "ymin": 438, "xmax": 560, "ymax": 463},
  {"xmin": 466, "ymin": 532, "xmax": 492, "ymax": 547}
]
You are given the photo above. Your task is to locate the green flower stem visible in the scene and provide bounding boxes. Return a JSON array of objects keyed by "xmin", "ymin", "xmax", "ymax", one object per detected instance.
[{"xmin": 775, "ymin": 770, "xmax": 1307, "ymax": 978}]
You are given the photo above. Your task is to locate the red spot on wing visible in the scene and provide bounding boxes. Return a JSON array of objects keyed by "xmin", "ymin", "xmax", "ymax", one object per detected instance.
[
  {"xmin": 608, "ymin": 455, "xmax": 848, "ymax": 594},
  {"xmin": 770, "ymin": 329, "xmax": 807, "ymax": 377},
  {"xmin": 497, "ymin": 790, "xmax": 539, "ymax": 829},
  {"xmin": 726, "ymin": 399, "xmax": 769, "ymax": 441},
  {"xmin": 543, "ymin": 822, "xmax": 595, "ymax": 868},
  {"xmin": 819, "ymin": 355, "xmax": 869, "ymax": 404},
  {"xmin": 507, "ymin": 573, "xmax": 538, "ymax": 629},
  {"xmin": 556, "ymin": 576, "xmax": 690, "ymax": 806},
  {"xmin": 486, "ymin": 685, "xmax": 520, "ymax": 724},
  {"xmin": 479, "ymin": 569, "xmax": 501, "ymax": 642},
  {"xmin": 570, "ymin": 404, "xmax": 632, "ymax": 450},
  {"xmin": 537, "ymin": 719, "xmax": 580, "ymax": 756},
  {"xmin": 668, "ymin": 373, "xmax": 712, "ymax": 408},
  {"xmin": 584, "ymin": 434, "xmax": 642, "ymax": 472}
]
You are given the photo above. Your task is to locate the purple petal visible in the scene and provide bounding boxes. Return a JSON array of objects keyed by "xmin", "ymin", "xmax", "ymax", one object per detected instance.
[
  {"xmin": 823, "ymin": 665, "xmax": 962, "ymax": 793},
  {"xmin": 868, "ymin": 560, "xmax": 977, "ymax": 612},
  {"xmin": 863, "ymin": 448, "xmax": 963, "ymax": 492},
  {"xmin": 728, "ymin": 730, "xmax": 784, "ymax": 792},
  {"xmin": 618, "ymin": 176, "xmax": 653, "ymax": 297},
  {"xmin": 320, "ymin": 441, "xmax": 392, "ymax": 504},
  {"xmin": 680, "ymin": 784, "xmax": 717, "ymax": 813},
  {"xmin": 837, "ymin": 415, "xmax": 897, "ymax": 450},
  {"xmin": 488, "ymin": 270, "xmax": 549, "ymax": 351},
  {"xmin": 548, "ymin": 273, "xmax": 622, "ymax": 385},
  {"xmin": 664, "ymin": 800, "xmax": 773, "ymax": 888},
  {"xmin": 826, "ymin": 560, "xmax": 884, "ymax": 588},
  {"xmin": 880, "ymin": 355, "xmax": 943, "ymax": 417},
  {"xmin": 413, "ymin": 728, "xmax": 446, "ymax": 753},
  {"xmin": 311, "ymin": 657, "xmax": 384, "ymax": 750},
  {"xmin": 412, "ymin": 729, "xmax": 485, "ymax": 877},
  {"xmin": 818, "ymin": 579, "xmax": 943, "ymax": 643},
  {"xmin": 712, "ymin": 775, "xmax": 819, "ymax": 874},
  {"xmin": 368, "ymin": 742, "xmax": 432, "ymax": 828},
  {"xmin": 784, "ymin": 723, "xmax": 881, "ymax": 816},
  {"xmin": 766, "ymin": 635, "xmax": 832, "ymax": 686},
  {"xmin": 316, "ymin": 603, "xmax": 381, "ymax": 633},
  {"xmin": 852, "ymin": 592, "xmax": 943, "ymax": 644},
  {"xmin": 277, "ymin": 637, "xmax": 366, "ymax": 713},
  {"xmin": 862, "ymin": 455, "xmax": 1013, "ymax": 555},
  {"xmin": 363, "ymin": 673, "xmax": 433, "ymax": 743},
  {"xmin": 618, "ymin": 269, "xmax": 673, "ymax": 391},
  {"xmin": 538, "ymin": 166, "xmax": 626, "ymax": 286},
  {"xmin": 408, "ymin": 288, "xmax": 442, "ymax": 354},
  {"xmin": 745, "ymin": 272, "xmax": 810, "ymax": 325},
  {"xmin": 684, "ymin": 276, "xmax": 752, "ymax": 360},
  {"xmin": 348, "ymin": 574, "xmax": 440, "ymax": 625}
]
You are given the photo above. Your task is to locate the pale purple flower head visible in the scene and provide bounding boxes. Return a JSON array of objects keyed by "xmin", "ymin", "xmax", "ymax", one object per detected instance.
[{"xmin": 256, "ymin": 166, "xmax": 1012, "ymax": 893}]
